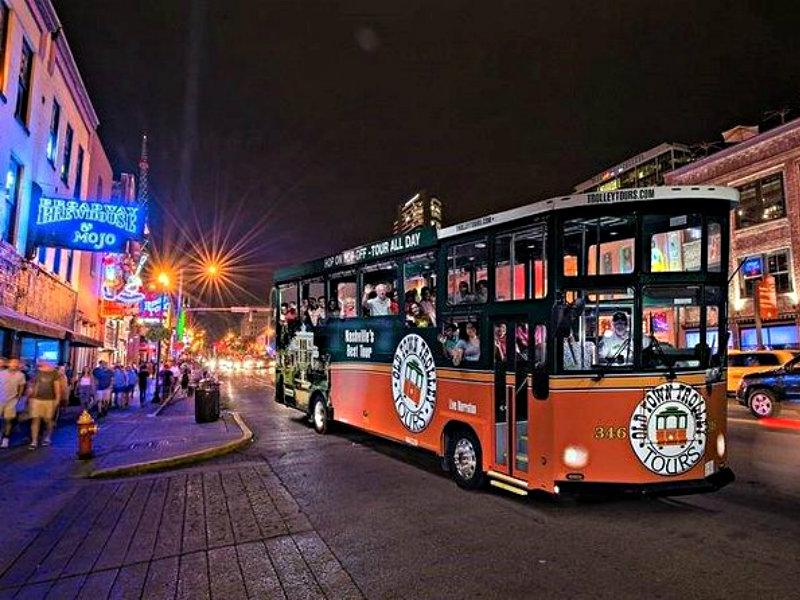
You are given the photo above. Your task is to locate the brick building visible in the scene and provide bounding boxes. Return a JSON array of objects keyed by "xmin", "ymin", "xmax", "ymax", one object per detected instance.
[{"xmin": 666, "ymin": 119, "xmax": 800, "ymax": 349}]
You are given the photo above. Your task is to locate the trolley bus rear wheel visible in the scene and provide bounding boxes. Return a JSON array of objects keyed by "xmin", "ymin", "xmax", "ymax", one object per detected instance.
[
  {"xmin": 311, "ymin": 396, "xmax": 328, "ymax": 434},
  {"xmin": 447, "ymin": 428, "xmax": 484, "ymax": 490}
]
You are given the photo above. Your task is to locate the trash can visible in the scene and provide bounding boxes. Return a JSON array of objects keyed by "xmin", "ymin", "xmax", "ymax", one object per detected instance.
[{"xmin": 195, "ymin": 379, "xmax": 220, "ymax": 423}]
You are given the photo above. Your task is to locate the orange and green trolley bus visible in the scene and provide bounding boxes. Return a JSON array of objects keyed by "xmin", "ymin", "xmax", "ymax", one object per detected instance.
[{"xmin": 273, "ymin": 186, "xmax": 737, "ymax": 496}]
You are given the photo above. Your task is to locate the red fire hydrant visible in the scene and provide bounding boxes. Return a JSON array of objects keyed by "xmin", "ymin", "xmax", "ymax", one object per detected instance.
[{"xmin": 77, "ymin": 410, "xmax": 98, "ymax": 459}]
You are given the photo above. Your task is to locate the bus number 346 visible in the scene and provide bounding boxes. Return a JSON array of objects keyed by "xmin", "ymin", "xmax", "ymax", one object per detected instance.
[{"xmin": 594, "ymin": 426, "xmax": 628, "ymax": 440}]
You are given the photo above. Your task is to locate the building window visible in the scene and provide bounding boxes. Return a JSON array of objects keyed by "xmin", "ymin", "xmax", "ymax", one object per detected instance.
[
  {"xmin": 735, "ymin": 173, "xmax": 786, "ymax": 229},
  {"xmin": 46, "ymin": 100, "xmax": 60, "ymax": 166},
  {"xmin": 0, "ymin": 2, "xmax": 9, "ymax": 91},
  {"xmin": 3, "ymin": 156, "xmax": 21, "ymax": 244},
  {"xmin": 61, "ymin": 125, "xmax": 74, "ymax": 185},
  {"xmin": 14, "ymin": 39, "xmax": 33, "ymax": 125},
  {"xmin": 73, "ymin": 146, "xmax": 84, "ymax": 198},
  {"xmin": 66, "ymin": 250, "xmax": 74, "ymax": 283},
  {"xmin": 740, "ymin": 249, "xmax": 792, "ymax": 297}
]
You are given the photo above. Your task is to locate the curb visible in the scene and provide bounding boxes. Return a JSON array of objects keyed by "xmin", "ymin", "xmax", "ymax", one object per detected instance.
[{"xmin": 87, "ymin": 411, "xmax": 254, "ymax": 479}]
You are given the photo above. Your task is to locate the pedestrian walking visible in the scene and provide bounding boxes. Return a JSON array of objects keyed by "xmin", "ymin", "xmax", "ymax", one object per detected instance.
[
  {"xmin": 138, "ymin": 362, "xmax": 149, "ymax": 405},
  {"xmin": 1, "ymin": 358, "xmax": 27, "ymax": 448},
  {"xmin": 112, "ymin": 365, "xmax": 127, "ymax": 408},
  {"xmin": 159, "ymin": 363, "xmax": 174, "ymax": 402},
  {"xmin": 28, "ymin": 360, "xmax": 63, "ymax": 450},
  {"xmin": 180, "ymin": 365, "xmax": 190, "ymax": 396},
  {"xmin": 75, "ymin": 366, "xmax": 95, "ymax": 410},
  {"xmin": 127, "ymin": 365, "xmax": 138, "ymax": 407},
  {"xmin": 92, "ymin": 360, "xmax": 113, "ymax": 416}
]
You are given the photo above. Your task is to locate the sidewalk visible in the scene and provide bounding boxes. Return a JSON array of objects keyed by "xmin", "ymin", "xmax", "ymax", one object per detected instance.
[{"xmin": 0, "ymin": 390, "xmax": 251, "ymax": 480}]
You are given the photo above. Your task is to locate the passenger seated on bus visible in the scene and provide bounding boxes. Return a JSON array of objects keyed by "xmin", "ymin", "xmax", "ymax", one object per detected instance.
[
  {"xmin": 599, "ymin": 311, "xmax": 632, "ymax": 365},
  {"xmin": 439, "ymin": 323, "xmax": 460, "ymax": 360},
  {"xmin": 516, "ymin": 324, "xmax": 529, "ymax": 362},
  {"xmin": 563, "ymin": 335, "xmax": 596, "ymax": 370},
  {"xmin": 454, "ymin": 281, "xmax": 474, "ymax": 304},
  {"xmin": 326, "ymin": 298, "xmax": 340, "ymax": 320},
  {"xmin": 279, "ymin": 303, "xmax": 288, "ymax": 323},
  {"xmin": 362, "ymin": 283, "xmax": 395, "ymax": 316},
  {"xmin": 342, "ymin": 297, "xmax": 357, "ymax": 318},
  {"xmin": 453, "ymin": 322, "xmax": 481, "ymax": 366},
  {"xmin": 404, "ymin": 290, "xmax": 418, "ymax": 313},
  {"xmin": 406, "ymin": 302, "xmax": 433, "ymax": 328},
  {"xmin": 475, "ymin": 280, "xmax": 488, "ymax": 303},
  {"xmin": 494, "ymin": 323, "xmax": 507, "ymax": 361},
  {"xmin": 315, "ymin": 296, "xmax": 326, "ymax": 322},
  {"xmin": 419, "ymin": 287, "xmax": 436, "ymax": 325}
]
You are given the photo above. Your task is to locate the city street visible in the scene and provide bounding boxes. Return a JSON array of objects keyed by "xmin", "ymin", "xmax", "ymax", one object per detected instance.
[{"xmin": 1, "ymin": 373, "xmax": 799, "ymax": 599}]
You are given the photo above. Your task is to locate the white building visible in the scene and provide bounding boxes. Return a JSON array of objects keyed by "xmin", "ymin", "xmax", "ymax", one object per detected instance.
[{"xmin": 0, "ymin": 0, "xmax": 106, "ymax": 362}]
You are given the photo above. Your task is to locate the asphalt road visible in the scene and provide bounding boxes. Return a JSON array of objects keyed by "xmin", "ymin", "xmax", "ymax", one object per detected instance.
[
  {"xmin": 2, "ymin": 373, "xmax": 799, "ymax": 599},
  {"xmin": 223, "ymin": 372, "xmax": 800, "ymax": 600}
]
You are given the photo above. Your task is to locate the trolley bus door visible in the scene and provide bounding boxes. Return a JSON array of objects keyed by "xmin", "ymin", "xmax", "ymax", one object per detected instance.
[{"xmin": 491, "ymin": 317, "xmax": 530, "ymax": 479}]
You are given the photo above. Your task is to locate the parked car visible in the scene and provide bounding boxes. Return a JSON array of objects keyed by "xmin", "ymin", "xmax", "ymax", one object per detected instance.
[
  {"xmin": 727, "ymin": 349, "xmax": 796, "ymax": 395},
  {"xmin": 736, "ymin": 353, "xmax": 800, "ymax": 418}
]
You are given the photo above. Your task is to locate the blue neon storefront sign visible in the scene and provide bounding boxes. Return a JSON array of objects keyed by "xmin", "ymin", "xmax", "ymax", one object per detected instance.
[{"xmin": 29, "ymin": 192, "xmax": 145, "ymax": 253}]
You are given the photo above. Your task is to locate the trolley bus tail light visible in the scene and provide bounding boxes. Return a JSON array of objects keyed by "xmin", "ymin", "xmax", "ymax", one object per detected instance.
[{"xmin": 563, "ymin": 445, "xmax": 589, "ymax": 469}]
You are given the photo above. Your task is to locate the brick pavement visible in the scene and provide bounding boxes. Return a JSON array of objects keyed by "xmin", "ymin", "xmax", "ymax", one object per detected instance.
[{"xmin": 0, "ymin": 463, "xmax": 363, "ymax": 599}]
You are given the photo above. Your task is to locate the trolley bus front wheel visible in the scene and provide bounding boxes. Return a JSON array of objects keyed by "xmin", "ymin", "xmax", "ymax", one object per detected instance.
[
  {"xmin": 446, "ymin": 427, "xmax": 485, "ymax": 490},
  {"xmin": 310, "ymin": 394, "xmax": 329, "ymax": 434}
]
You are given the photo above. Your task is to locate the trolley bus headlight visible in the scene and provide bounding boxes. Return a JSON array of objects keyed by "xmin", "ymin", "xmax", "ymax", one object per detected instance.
[
  {"xmin": 716, "ymin": 433, "xmax": 726, "ymax": 458},
  {"xmin": 563, "ymin": 445, "xmax": 589, "ymax": 469}
]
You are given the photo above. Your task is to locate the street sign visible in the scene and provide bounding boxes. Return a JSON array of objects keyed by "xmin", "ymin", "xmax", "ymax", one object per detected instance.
[{"xmin": 757, "ymin": 274, "xmax": 778, "ymax": 321}]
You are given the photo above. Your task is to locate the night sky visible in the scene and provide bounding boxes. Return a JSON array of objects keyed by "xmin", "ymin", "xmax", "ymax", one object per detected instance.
[{"xmin": 58, "ymin": 0, "xmax": 800, "ymax": 306}]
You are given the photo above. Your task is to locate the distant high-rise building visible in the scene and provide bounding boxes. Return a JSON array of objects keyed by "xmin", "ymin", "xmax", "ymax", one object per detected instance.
[
  {"xmin": 573, "ymin": 143, "xmax": 693, "ymax": 193},
  {"xmin": 392, "ymin": 191, "xmax": 443, "ymax": 234},
  {"xmin": 111, "ymin": 173, "xmax": 136, "ymax": 202},
  {"xmin": 241, "ymin": 311, "xmax": 272, "ymax": 340}
]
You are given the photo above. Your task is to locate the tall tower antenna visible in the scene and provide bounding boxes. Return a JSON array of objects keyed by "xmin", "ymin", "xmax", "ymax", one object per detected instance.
[{"xmin": 137, "ymin": 133, "xmax": 149, "ymax": 206}]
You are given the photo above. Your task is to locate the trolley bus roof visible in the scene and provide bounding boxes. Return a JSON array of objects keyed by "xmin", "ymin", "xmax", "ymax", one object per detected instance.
[
  {"xmin": 438, "ymin": 185, "xmax": 738, "ymax": 238},
  {"xmin": 275, "ymin": 186, "xmax": 737, "ymax": 282}
]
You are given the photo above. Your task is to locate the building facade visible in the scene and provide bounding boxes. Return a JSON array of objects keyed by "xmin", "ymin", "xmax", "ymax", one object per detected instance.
[
  {"xmin": 0, "ymin": 0, "xmax": 105, "ymax": 365},
  {"xmin": 666, "ymin": 119, "xmax": 800, "ymax": 349},
  {"xmin": 574, "ymin": 142, "xmax": 693, "ymax": 193},
  {"xmin": 392, "ymin": 191, "xmax": 442, "ymax": 234}
]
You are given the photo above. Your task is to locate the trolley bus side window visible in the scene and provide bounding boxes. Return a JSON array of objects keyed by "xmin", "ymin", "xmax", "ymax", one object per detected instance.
[
  {"xmin": 495, "ymin": 224, "xmax": 547, "ymax": 301},
  {"xmin": 447, "ymin": 239, "xmax": 488, "ymax": 305},
  {"xmin": 643, "ymin": 214, "xmax": 703, "ymax": 273},
  {"xmin": 361, "ymin": 261, "xmax": 399, "ymax": 318},
  {"xmin": 301, "ymin": 278, "xmax": 325, "ymax": 328},
  {"xmin": 278, "ymin": 282, "xmax": 299, "ymax": 347},
  {"xmin": 562, "ymin": 216, "xmax": 635, "ymax": 277},
  {"xmin": 439, "ymin": 316, "xmax": 483, "ymax": 367},
  {"xmin": 641, "ymin": 285, "xmax": 705, "ymax": 369},
  {"xmin": 560, "ymin": 289, "xmax": 634, "ymax": 371},
  {"xmin": 328, "ymin": 271, "xmax": 358, "ymax": 319},
  {"xmin": 404, "ymin": 252, "xmax": 437, "ymax": 327}
]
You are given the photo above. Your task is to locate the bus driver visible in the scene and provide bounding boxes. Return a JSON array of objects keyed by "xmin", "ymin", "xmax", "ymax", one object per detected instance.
[{"xmin": 599, "ymin": 311, "xmax": 632, "ymax": 365}]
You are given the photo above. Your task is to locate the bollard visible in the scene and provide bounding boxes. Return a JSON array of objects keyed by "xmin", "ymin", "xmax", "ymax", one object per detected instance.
[{"xmin": 77, "ymin": 409, "xmax": 98, "ymax": 459}]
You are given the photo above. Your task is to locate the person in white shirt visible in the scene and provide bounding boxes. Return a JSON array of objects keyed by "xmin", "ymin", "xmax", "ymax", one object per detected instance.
[
  {"xmin": 363, "ymin": 283, "xmax": 393, "ymax": 316},
  {"xmin": 599, "ymin": 311, "xmax": 632, "ymax": 365},
  {"xmin": 1, "ymin": 359, "xmax": 27, "ymax": 448}
]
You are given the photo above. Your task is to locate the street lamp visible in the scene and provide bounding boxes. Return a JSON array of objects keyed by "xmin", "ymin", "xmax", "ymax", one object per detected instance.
[{"xmin": 153, "ymin": 271, "xmax": 170, "ymax": 403}]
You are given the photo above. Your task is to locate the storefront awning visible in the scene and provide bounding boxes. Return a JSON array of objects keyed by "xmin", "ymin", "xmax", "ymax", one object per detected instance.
[
  {"xmin": 0, "ymin": 306, "xmax": 68, "ymax": 340},
  {"xmin": 66, "ymin": 331, "xmax": 103, "ymax": 348}
]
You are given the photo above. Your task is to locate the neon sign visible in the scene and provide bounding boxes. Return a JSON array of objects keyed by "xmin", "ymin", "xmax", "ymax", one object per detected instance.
[{"xmin": 29, "ymin": 192, "xmax": 145, "ymax": 253}]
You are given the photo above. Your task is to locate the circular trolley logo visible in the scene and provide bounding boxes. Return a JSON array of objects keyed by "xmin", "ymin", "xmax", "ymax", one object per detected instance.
[
  {"xmin": 391, "ymin": 334, "xmax": 437, "ymax": 433},
  {"xmin": 629, "ymin": 382, "xmax": 707, "ymax": 476}
]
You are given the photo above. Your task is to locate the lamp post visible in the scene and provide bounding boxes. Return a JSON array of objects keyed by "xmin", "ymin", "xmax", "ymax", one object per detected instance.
[{"xmin": 153, "ymin": 272, "xmax": 170, "ymax": 403}]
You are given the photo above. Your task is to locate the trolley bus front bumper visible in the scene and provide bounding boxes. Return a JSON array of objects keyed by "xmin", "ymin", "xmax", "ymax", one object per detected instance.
[{"xmin": 556, "ymin": 467, "xmax": 735, "ymax": 498}]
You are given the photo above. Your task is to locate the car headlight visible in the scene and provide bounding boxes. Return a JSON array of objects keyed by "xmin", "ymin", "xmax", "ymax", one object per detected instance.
[{"xmin": 563, "ymin": 445, "xmax": 589, "ymax": 469}]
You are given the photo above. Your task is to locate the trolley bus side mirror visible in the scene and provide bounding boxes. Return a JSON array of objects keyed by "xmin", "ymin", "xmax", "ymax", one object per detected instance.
[{"xmin": 532, "ymin": 362, "xmax": 549, "ymax": 400}]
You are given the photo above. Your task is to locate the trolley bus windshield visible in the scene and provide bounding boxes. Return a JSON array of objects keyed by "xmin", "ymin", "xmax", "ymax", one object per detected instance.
[{"xmin": 273, "ymin": 186, "xmax": 737, "ymax": 497}]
